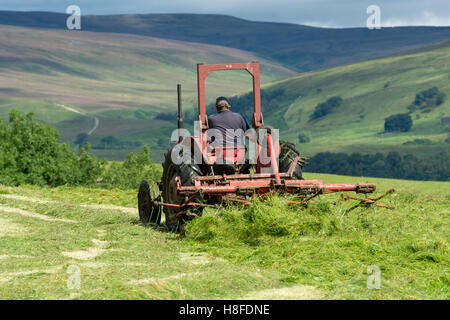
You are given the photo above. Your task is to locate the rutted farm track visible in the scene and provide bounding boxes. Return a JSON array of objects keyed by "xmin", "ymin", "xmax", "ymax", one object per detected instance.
[
  {"xmin": 57, "ymin": 104, "xmax": 99, "ymax": 135},
  {"xmin": 0, "ymin": 188, "xmax": 321, "ymax": 300}
]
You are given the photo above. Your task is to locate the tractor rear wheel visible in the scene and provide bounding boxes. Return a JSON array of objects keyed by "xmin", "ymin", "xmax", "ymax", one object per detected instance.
[
  {"xmin": 279, "ymin": 141, "xmax": 303, "ymax": 179},
  {"xmin": 162, "ymin": 147, "xmax": 203, "ymax": 232},
  {"xmin": 138, "ymin": 180, "xmax": 161, "ymax": 224}
]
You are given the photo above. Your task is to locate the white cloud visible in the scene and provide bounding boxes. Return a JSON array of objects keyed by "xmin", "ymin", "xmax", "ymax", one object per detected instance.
[{"xmin": 382, "ymin": 11, "xmax": 450, "ymax": 27}]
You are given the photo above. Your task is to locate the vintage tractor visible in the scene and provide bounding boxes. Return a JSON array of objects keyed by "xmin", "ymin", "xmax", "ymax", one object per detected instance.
[{"xmin": 138, "ymin": 62, "xmax": 394, "ymax": 232}]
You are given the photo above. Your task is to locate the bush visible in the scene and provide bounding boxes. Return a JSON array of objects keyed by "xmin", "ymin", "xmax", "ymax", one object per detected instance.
[
  {"xmin": 409, "ymin": 87, "xmax": 446, "ymax": 112},
  {"xmin": 403, "ymin": 139, "xmax": 432, "ymax": 145},
  {"xmin": 384, "ymin": 113, "xmax": 413, "ymax": 132},
  {"xmin": 154, "ymin": 112, "xmax": 177, "ymax": 121},
  {"xmin": 310, "ymin": 96, "xmax": 343, "ymax": 121},
  {"xmin": 101, "ymin": 146, "xmax": 162, "ymax": 189},
  {"xmin": 93, "ymin": 135, "xmax": 143, "ymax": 150},
  {"xmin": 74, "ymin": 132, "xmax": 89, "ymax": 147},
  {"xmin": 298, "ymin": 133, "xmax": 311, "ymax": 143},
  {"xmin": 0, "ymin": 110, "xmax": 102, "ymax": 187}
]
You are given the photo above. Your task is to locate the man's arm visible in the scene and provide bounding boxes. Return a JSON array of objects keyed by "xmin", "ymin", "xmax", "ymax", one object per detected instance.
[
  {"xmin": 242, "ymin": 116, "xmax": 250, "ymax": 131},
  {"xmin": 207, "ymin": 116, "xmax": 213, "ymax": 129}
]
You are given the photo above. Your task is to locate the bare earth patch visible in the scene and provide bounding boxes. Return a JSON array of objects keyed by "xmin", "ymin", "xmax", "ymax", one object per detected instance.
[
  {"xmin": 0, "ymin": 266, "xmax": 61, "ymax": 284},
  {"xmin": 129, "ymin": 272, "xmax": 205, "ymax": 285},
  {"xmin": 0, "ymin": 205, "xmax": 77, "ymax": 223},
  {"xmin": 0, "ymin": 194, "xmax": 52, "ymax": 204},
  {"xmin": 79, "ymin": 261, "xmax": 108, "ymax": 269},
  {"xmin": 0, "ymin": 254, "xmax": 30, "ymax": 260},
  {"xmin": 0, "ymin": 194, "xmax": 135, "ymax": 215},
  {"xmin": 80, "ymin": 204, "xmax": 136, "ymax": 215},
  {"xmin": 61, "ymin": 239, "xmax": 109, "ymax": 260},
  {"xmin": 0, "ymin": 217, "xmax": 27, "ymax": 237},
  {"xmin": 179, "ymin": 252, "xmax": 211, "ymax": 265},
  {"xmin": 97, "ymin": 229, "xmax": 107, "ymax": 237},
  {"xmin": 240, "ymin": 285, "xmax": 322, "ymax": 300}
]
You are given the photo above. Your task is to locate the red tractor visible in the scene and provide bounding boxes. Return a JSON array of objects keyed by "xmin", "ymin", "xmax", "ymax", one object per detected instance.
[{"xmin": 138, "ymin": 62, "xmax": 393, "ymax": 232}]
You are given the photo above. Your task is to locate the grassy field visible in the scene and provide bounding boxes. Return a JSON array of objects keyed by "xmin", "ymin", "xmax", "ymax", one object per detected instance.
[{"xmin": 0, "ymin": 173, "xmax": 448, "ymax": 299}]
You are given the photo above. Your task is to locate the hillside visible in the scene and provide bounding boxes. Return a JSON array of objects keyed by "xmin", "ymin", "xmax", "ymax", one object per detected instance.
[
  {"xmin": 1, "ymin": 11, "xmax": 450, "ymax": 72},
  {"xmin": 251, "ymin": 40, "xmax": 450, "ymax": 160},
  {"xmin": 0, "ymin": 25, "xmax": 294, "ymax": 160},
  {"xmin": 0, "ymin": 173, "xmax": 448, "ymax": 299}
]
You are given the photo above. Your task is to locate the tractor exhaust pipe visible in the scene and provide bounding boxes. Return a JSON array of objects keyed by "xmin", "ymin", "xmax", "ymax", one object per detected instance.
[{"xmin": 177, "ymin": 84, "xmax": 184, "ymax": 142}]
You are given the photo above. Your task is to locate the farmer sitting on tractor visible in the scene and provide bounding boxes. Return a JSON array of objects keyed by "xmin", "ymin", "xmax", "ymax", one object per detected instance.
[{"xmin": 207, "ymin": 97, "xmax": 250, "ymax": 146}]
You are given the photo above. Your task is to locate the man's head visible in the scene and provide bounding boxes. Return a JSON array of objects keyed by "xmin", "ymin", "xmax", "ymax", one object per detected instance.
[{"xmin": 216, "ymin": 96, "xmax": 231, "ymax": 112}]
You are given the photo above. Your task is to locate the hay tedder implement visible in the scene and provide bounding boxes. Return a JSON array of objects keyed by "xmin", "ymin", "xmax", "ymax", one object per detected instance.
[{"xmin": 138, "ymin": 62, "xmax": 394, "ymax": 231}]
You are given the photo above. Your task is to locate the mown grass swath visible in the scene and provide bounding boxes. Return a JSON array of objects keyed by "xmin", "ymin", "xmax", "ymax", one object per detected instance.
[{"xmin": 0, "ymin": 173, "xmax": 448, "ymax": 299}]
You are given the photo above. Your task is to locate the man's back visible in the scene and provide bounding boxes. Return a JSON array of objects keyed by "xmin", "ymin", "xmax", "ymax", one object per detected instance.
[{"xmin": 207, "ymin": 110, "xmax": 250, "ymax": 145}]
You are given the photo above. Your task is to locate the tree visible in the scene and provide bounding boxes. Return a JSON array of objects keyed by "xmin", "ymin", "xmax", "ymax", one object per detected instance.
[
  {"xmin": 410, "ymin": 87, "xmax": 446, "ymax": 112},
  {"xmin": 0, "ymin": 110, "xmax": 102, "ymax": 186},
  {"xmin": 100, "ymin": 135, "xmax": 120, "ymax": 148},
  {"xmin": 298, "ymin": 133, "xmax": 310, "ymax": 143},
  {"xmin": 310, "ymin": 96, "xmax": 343, "ymax": 120},
  {"xmin": 101, "ymin": 146, "xmax": 162, "ymax": 189},
  {"xmin": 384, "ymin": 113, "xmax": 412, "ymax": 132},
  {"xmin": 74, "ymin": 132, "xmax": 89, "ymax": 146}
]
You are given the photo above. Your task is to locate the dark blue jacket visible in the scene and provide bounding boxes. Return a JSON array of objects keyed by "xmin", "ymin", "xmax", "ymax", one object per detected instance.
[{"xmin": 207, "ymin": 110, "xmax": 250, "ymax": 145}]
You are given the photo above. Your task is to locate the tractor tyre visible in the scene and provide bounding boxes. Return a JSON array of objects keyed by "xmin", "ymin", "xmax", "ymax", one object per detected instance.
[
  {"xmin": 278, "ymin": 140, "xmax": 303, "ymax": 180},
  {"xmin": 162, "ymin": 147, "xmax": 203, "ymax": 232},
  {"xmin": 138, "ymin": 180, "xmax": 161, "ymax": 224}
]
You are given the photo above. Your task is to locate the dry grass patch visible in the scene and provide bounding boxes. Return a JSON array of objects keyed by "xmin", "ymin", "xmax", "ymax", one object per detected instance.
[{"xmin": 0, "ymin": 217, "xmax": 26, "ymax": 237}]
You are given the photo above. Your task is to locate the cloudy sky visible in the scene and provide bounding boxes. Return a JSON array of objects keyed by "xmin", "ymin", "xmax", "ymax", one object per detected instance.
[{"xmin": 1, "ymin": 0, "xmax": 449, "ymax": 27}]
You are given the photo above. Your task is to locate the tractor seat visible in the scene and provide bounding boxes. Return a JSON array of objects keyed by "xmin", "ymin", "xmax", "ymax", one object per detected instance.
[{"xmin": 208, "ymin": 145, "xmax": 246, "ymax": 175}]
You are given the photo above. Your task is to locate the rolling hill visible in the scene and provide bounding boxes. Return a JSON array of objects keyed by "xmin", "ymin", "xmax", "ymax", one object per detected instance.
[
  {"xmin": 0, "ymin": 25, "xmax": 294, "ymax": 160},
  {"xmin": 242, "ymin": 40, "xmax": 450, "ymax": 161},
  {"xmin": 1, "ymin": 11, "xmax": 449, "ymax": 72},
  {"xmin": 0, "ymin": 12, "xmax": 449, "ymax": 164}
]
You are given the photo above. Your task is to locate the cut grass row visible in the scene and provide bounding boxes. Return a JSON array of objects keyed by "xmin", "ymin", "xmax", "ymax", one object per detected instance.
[{"xmin": 0, "ymin": 173, "xmax": 448, "ymax": 299}]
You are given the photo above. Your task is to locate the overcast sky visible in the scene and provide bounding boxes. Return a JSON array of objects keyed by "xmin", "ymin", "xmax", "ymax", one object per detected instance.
[{"xmin": 1, "ymin": 0, "xmax": 449, "ymax": 27}]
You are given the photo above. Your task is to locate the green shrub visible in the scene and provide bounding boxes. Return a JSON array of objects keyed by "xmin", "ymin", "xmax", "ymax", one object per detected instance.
[
  {"xmin": 101, "ymin": 146, "xmax": 162, "ymax": 189},
  {"xmin": 0, "ymin": 110, "xmax": 102, "ymax": 187},
  {"xmin": 409, "ymin": 87, "xmax": 446, "ymax": 112},
  {"xmin": 310, "ymin": 96, "xmax": 343, "ymax": 120},
  {"xmin": 93, "ymin": 135, "xmax": 142, "ymax": 150},
  {"xmin": 298, "ymin": 133, "xmax": 311, "ymax": 143},
  {"xmin": 74, "ymin": 132, "xmax": 89, "ymax": 147},
  {"xmin": 384, "ymin": 113, "xmax": 412, "ymax": 132}
]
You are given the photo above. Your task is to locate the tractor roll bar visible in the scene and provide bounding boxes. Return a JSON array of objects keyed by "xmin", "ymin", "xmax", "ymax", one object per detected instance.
[{"xmin": 197, "ymin": 62, "xmax": 263, "ymax": 140}]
